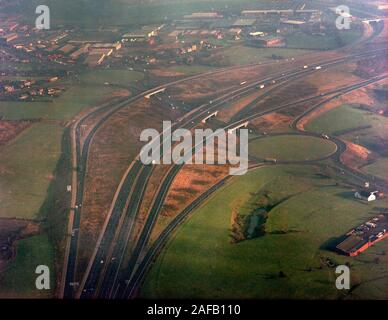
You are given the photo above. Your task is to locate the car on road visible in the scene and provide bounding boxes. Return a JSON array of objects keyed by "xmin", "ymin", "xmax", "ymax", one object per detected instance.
[{"xmin": 264, "ymin": 158, "xmax": 277, "ymax": 163}]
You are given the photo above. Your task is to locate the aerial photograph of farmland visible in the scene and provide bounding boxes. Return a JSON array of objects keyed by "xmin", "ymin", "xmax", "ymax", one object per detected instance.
[{"xmin": 0, "ymin": 0, "xmax": 388, "ymax": 305}]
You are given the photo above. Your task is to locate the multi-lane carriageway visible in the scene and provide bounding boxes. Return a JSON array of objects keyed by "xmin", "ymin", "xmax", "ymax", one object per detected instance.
[
  {"xmin": 77, "ymin": 52, "xmax": 387, "ymax": 299},
  {"xmin": 115, "ymin": 74, "xmax": 388, "ymax": 299},
  {"xmin": 61, "ymin": 22, "xmax": 387, "ymax": 299}
]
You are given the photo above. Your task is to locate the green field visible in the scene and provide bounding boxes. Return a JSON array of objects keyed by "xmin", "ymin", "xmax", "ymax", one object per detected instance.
[
  {"xmin": 249, "ymin": 135, "xmax": 336, "ymax": 161},
  {"xmin": 0, "ymin": 123, "xmax": 64, "ymax": 220},
  {"xmin": 364, "ymin": 157, "xmax": 388, "ymax": 181},
  {"xmin": 142, "ymin": 165, "xmax": 388, "ymax": 299},
  {"xmin": 307, "ymin": 104, "xmax": 373, "ymax": 134},
  {"xmin": 219, "ymin": 46, "xmax": 312, "ymax": 66},
  {"xmin": 286, "ymin": 29, "xmax": 363, "ymax": 50},
  {"xmin": 0, "ymin": 82, "xmax": 121, "ymax": 121},
  {"xmin": 306, "ymin": 104, "xmax": 388, "ymax": 152},
  {"xmin": 0, "ymin": 69, "xmax": 143, "ymax": 121},
  {"xmin": 0, "ymin": 67, "xmax": 142, "ymax": 298},
  {"xmin": 78, "ymin": 69, "xmax": 144, "ymax": 87},
  {"xmin": 0, "ymin": 234, "xmax": 54, "ymax": 298}
]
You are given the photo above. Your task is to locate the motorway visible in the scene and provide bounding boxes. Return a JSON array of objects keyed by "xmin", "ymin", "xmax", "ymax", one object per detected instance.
[
  {"xmin": 64, "ymin": 47, "xmax": 335, "ymax": 297},
  {"xmin": 60, "ymin": 20, "xmax": 387, "ymax": 298},
  {"xmin": 118, "ymin": 74, "xmax": 388, "ymax": 299},
  {"xmin": 62, "ymin": 60, "xmax": 291, "ymax": 298},
  {"xmin": 64, "ymin": 49, "xmax": 337, "ymax": 297},
  {"xmin": 79, "ymin": 48, "xmax": 388, "ymax": 299}
]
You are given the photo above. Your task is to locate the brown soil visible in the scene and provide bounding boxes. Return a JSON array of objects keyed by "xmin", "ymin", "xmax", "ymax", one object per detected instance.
[
  {"xmin": 371, "ymin": 18, "xmax": 388, "ymax": 43},
  {"xmin": 305, "ymin": 63, "xmax": 361, "ymax": 93},
  {"xmin": 148, "ymin": 162, "xmax": 229, "ymax": 244},
  {"xmin": 354, "ymin": 55, "xmax": 388, "ymax": 78},
  {"xmin": 150, "ymin": 69, "xmax": 185, "ymax": 78},
  {"xmin": 341, "ymin": 141, "xmax": 374, "ymax": 171},
  {"xmin": 218, "ymin": 90, "xmax": 263, "ymax": 122},
  {"xmin": 0, "ymin": 120, "xmax": 33, "ymax": 147},
  {"xmin": 112, "ymin": 88, "xmax": 131, "ymax": 97},
  {"xmin": 161, "ymin": 163, "xmax": 229, "ymax": 218},
  {"xmin": 250, "ymin": 112, "xmax": 293, "ymax": 132}
]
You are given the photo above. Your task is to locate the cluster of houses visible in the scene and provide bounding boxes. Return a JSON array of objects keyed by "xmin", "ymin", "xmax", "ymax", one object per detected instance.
[
  {"xmin": 0, "ymin": 16, "xmax": 124, "ymax": 68},
  {"xmin": 165, "ymin": 8, "xmax": 323, "ymax": 48},
  {"xmin": 0, "ymin": 77, "xmax": 63, "ymax": 102}
]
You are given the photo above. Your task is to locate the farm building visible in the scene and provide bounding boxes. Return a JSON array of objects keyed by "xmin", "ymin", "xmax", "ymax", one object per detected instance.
[
  {"xmin": 336, "ymin": 215, "xmax": 388, "ymax": 256},
  {"xmin": 249, "ymin": 35, "xmax": 284, "ymax": 47},
  {"xmin": 184, "ymin": 12, "xmax": 222, "ymax": 19},
  {"xmin": 354, "ymin": 190, "xmax": 379, "ymax": 202}
]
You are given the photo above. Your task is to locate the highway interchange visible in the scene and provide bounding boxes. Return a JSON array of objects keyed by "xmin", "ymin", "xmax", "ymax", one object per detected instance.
[{"xmin": 60, "ymin": 21, "xmax": 388, "ymax": 299}]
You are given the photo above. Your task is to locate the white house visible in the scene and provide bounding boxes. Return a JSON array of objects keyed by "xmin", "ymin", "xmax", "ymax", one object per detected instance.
[{"xmin": 354, "ymin": 190, "xmax": 378, "ymax": 202}]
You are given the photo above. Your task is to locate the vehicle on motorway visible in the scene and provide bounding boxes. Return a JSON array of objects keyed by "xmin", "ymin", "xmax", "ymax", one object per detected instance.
[
  {"xmin": 264, "ymin": 158, "xmax": 278, "ymax": 163},
  {"xmin": 3, "ymin": 0, "xmax": 388, "ymax": 306}
]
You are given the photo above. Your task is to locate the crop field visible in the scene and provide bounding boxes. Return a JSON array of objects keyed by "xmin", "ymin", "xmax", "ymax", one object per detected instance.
[
  {"xmin": 142, "ymin": 165, "xmax": 388, "ymax": 299},
  {"xmin": 0, "ymin": 123, "xmax": 64, "ymax": 220},
  {"xmin": 248, "ymin": 135, "xmax": 336, "ymax": 161}
]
